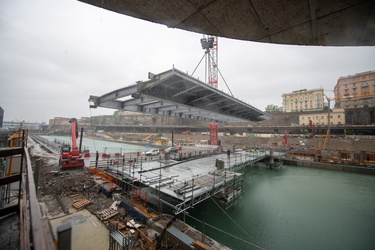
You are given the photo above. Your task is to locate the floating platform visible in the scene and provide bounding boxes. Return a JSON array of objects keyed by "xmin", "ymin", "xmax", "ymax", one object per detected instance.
[{"xmin": 106, "ymin": 150, "xmax": 282, "ymax": 214}]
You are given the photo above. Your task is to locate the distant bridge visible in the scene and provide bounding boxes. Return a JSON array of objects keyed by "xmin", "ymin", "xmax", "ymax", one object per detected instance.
[{"xmin": 2, "ymin": 121, "xmax": 45, "ymax": 130}]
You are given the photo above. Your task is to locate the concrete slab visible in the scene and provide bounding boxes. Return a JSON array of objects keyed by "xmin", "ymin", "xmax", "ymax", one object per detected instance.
[{"xmin": 50, "ymin": 209, "xmax": 109, "ymax": 250}]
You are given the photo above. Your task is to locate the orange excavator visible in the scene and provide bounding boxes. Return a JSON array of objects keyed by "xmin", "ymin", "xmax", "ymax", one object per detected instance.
[{"xmin": 60, "ymin": 118, "xmax": 85, "ymax": 169}]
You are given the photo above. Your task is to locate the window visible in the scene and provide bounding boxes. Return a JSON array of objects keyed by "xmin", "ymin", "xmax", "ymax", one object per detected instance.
[
  {"xmin": 362, "ymin": 81, "xmax": 368, "ymax": 86},
  {"xmin": 338, "ymin": 115, "xmax": 341, "ymax": 118}
]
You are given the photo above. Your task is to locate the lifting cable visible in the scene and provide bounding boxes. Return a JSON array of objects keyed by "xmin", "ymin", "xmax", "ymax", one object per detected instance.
[
  {"xmin": 210, "ymin": 196, "xmax": 265, "ymax": 249},
  {"xmin": 185, "ymin": 212, "xmax": 266, "ymax": 250},
  {"xmin": 183, "ymin": 163, "xmax": 266, "ymax": 249},
  {"xmin": 208, "ymin": 53, "xmax": 234, "ymax": 97},
  {"xmin": 191, "ymin": 52, "xmax": 206, "ymax": 78},
  {"xmin": 191, "ymin": 49, "xmax": 235, "ymax": 97}
]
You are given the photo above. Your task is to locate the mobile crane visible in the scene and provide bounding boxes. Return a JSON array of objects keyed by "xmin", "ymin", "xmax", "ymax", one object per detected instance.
[{"xmin": 60, "ymin": 118, "xmax": 85, "ymax": 169}]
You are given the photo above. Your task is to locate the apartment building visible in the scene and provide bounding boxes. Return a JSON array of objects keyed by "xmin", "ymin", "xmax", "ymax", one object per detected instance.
[
  {"xmin": 299, "ymin": 108, "xmax": 345, "ymax": 126},
  {"xmin": 334, "ymin": 71, "xmax": 375, "ymax": 125},
  {"xmin": 334, "ymin": 70, "xmax": 375, "ymax": 109},
  {"xmin": 282, "ymin": 88, "xmax": 325, "ymax": 112}
]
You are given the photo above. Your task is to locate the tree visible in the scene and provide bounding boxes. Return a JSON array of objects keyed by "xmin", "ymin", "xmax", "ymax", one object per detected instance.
[{"xmin": 265, "ymin": 104, "xmax": 283, "ymax": 113}]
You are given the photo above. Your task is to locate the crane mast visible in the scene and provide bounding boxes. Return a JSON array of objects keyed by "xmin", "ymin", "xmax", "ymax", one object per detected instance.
[
  {"xmin": 200, "ymin": 36, "xmax": 219, "ymax": 145},
  {"xmin": 200, "ymin": 36, "xmax": 218, "ymax": 88},
  {"xmin": 208, "ymin": 36, "xmax": 218, "ymax": 88}
]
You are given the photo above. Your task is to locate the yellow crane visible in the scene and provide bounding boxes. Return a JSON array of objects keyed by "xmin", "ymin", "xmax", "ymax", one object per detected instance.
[
  {"xmin": 321, "ymin": 93, "xmax": 334, "ymax": 157},
  {"xmin": 142, "ymin": 134, "xmax": 152, "ymax": 141}
]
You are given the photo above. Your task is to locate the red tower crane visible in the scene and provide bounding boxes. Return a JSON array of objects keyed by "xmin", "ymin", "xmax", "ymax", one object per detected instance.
[
  {"xmin": 208, "ymin": 37, "xmax": 218, "ymax": 88},
  {"xmin": 200, "ymin": 36, "xmax": 218, "ymax": 88}
]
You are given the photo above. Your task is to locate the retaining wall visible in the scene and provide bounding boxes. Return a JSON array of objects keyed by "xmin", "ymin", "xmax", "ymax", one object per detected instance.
[{"xmin": 284, "ymin": 159, "xmax": 375, "ymax": 175}]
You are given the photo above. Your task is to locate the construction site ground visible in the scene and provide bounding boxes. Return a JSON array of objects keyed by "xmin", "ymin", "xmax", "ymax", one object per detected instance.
[
  {"xmin": 27, "ymin": 130, "xmax": 375, "ymax": 249},
  {"xmin": 86, "ymin": 131, "xmax": 375, "ymax": 154},
  {"xmin": 30, "ymin": 139, "xmax": 114, "ymax": 249},
  {"xmin": 29, "ymin": 137, "xmax": 228, "ymax": 249}
]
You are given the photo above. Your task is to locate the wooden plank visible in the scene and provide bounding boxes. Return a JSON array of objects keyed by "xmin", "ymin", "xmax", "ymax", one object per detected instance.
[
  {"xmin": 25, "ymin": 148, "xmax": 56, "ymax": 250},
  {"xmin": 191, "ymin": 240, "xmax": 213, "ymax": 250},
  {"xmin": 72, "ymin": 199, "xmax": 91, "ymax": 209},
  {"xmin": 20, "ymin": 183, "xmax": 30, "ymax": 250}
]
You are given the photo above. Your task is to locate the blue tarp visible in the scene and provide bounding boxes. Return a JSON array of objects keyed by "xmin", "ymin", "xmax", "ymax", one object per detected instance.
[
  {"xmin": 119, "ymin": 201, "xmax": 147, "ymax": 224},
  {"xmin": 99, "ymin": 187, "xmax": 112, "ymax": 198}
]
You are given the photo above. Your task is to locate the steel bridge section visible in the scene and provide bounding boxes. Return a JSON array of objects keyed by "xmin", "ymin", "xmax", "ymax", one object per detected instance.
[{"xmin": 89, "ymin": 68, "xmax": 272, "ymax": 123}]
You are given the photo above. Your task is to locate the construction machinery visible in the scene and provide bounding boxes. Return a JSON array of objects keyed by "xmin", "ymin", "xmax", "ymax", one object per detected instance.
[
  {"xmin": 321, "ymin": 94, "xmax": 334, "ymax": 157},
  {"xmin": 309, "ymin": 120, "xmax": 315, "ymax": 138},
  {"xmin": 282, "ymin": 130, "xmax": 290, "ymax": 146},
  {"xmin": 60, "ymin": 118, "xmax": 85, "ymax": 169}
]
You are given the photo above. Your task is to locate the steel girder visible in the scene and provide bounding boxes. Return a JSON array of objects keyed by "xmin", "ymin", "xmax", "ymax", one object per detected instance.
[{"xmin": 89, "ymin": 68, "xmax": 272, "ymax": 123}]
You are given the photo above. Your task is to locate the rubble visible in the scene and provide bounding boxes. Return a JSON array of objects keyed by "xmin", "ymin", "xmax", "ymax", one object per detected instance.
[{"xmin": 29, "ymin": 138, "xmax": 229, "ymax": 250}]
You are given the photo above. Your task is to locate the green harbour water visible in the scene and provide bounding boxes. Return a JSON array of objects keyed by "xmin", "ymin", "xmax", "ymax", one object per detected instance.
[{"xmin": 186, "ymin": 166, "xmax": 375, "ymax": 250}]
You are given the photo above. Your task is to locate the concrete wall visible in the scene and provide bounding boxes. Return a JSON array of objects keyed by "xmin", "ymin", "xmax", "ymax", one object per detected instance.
[{"xmin": 284, "ymin": 159, "xmax": 375, "ymax": 175}]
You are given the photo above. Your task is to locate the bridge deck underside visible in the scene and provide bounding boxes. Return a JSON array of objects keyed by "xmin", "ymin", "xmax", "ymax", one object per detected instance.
[{"xmin": 89, "ymin": 68, "xmax": 272, "ymax": 123}]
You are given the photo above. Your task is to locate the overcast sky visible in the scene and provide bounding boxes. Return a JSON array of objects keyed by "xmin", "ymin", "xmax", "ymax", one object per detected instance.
[{"xmin": 1, "ymin": 0, "xmax": 375, "ymax": 123}]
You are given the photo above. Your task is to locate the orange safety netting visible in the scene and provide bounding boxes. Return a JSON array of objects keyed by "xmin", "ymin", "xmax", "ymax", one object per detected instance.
[{"xmin": 88, "ymin": 167, "xmax": 121, "ymax": 186}]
